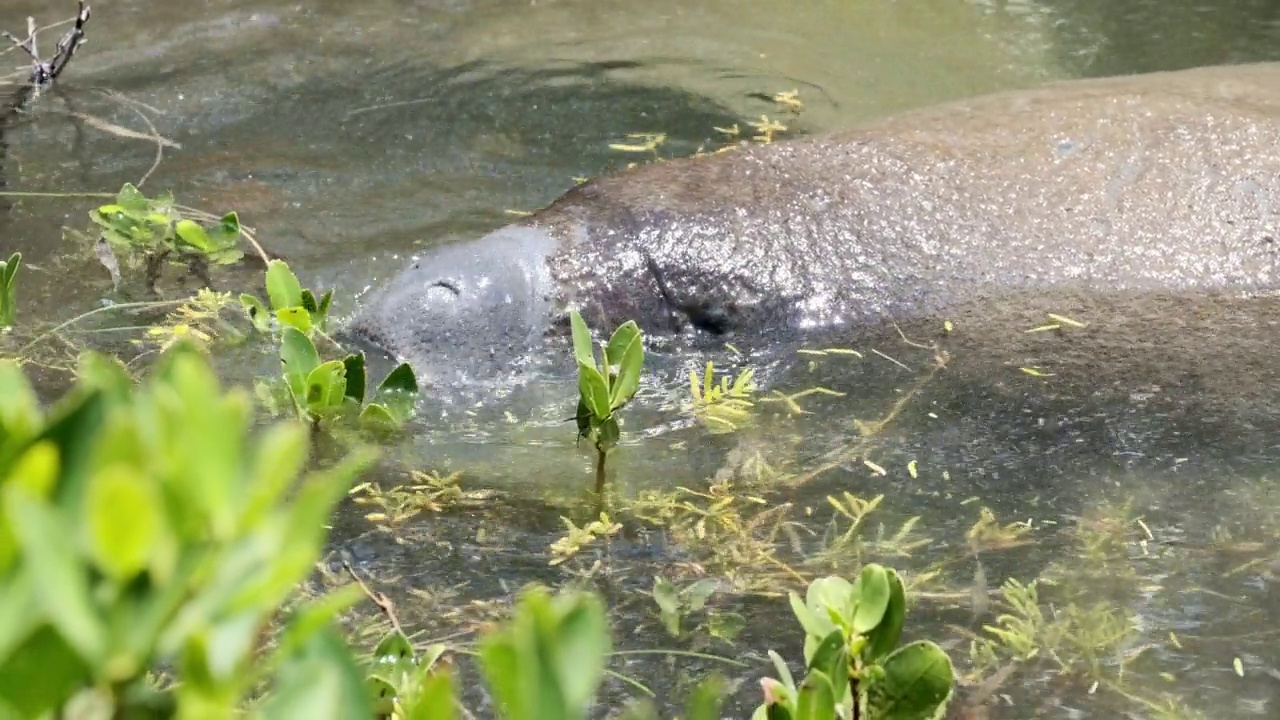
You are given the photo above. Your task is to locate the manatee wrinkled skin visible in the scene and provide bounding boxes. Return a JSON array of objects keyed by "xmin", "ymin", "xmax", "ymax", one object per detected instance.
[{"xmin": 350, "ymin": 63, "xmax": 1280, "ymax": 383}]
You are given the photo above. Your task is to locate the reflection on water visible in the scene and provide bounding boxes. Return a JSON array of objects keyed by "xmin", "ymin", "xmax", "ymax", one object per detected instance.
[{"xmin": 4, "ymin": 0, "xmax": 1280, "ymax": 717}]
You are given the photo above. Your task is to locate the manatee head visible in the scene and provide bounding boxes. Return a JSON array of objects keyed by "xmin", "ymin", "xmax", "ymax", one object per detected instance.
[{"xmin": 347, "ymin": 225, "xmax": 562, "ymax": 389}]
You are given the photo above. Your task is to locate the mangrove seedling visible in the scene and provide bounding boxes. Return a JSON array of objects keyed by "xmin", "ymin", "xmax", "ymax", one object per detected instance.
[
  {"xmin": 0, "ymin": 341, "xmax": 378, "ymax": 718},
  {"xmin": 569, "ymin": 310, "xmax": 645, "ymax": 496},
  {"xmin": 90, "ymin": 182, "xmax": 244, "ymax": 287},
  {"xmin": 755, "ymin": 564, "xmax": 955, "ymax": 720},
  {"xmin": 0, "ymin": 251, "xmax": 19, "ymax": 328},
  {"xmin": 241, "ymin": 259, "xmax": 333, "ymax": 335},
  {"xmin": 278, "ymin": 327, "xmax": 419, "ymax": 429}
]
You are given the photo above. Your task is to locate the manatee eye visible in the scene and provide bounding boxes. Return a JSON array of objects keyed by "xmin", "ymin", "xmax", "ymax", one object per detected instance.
[{"xmin": 430, "ymin": 279, "xmax": 461, "ymax": 296}]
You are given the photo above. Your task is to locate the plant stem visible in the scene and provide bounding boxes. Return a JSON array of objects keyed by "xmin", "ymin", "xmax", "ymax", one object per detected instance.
[{"xmin": 594, "ymin": 445, "xmax": 607, "ymax": 497}]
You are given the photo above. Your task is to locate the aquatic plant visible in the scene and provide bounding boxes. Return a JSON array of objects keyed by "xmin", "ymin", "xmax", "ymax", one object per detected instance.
[
  {"xmin": 568, "ymin": 310, "xmax": 645, "ymax": 495},
  {"xmin": 0, "ymin": 341, "xmax": 377, "ymax": 717},
  {"xmin": 689, "ymin": 360, "xmax": 757, "ymax": 433},
  {"xmin": 90, "ymin": 183, "xmax": 248, "ymax": 286},
  {"xmin": 0, "ymin": 252, "xmax": 19, "ymax": 329},
  {"xmin": 756, "ymin": 564, "xmax": 955, "ymax": 720},
  {"xmin": 243, "ymin": 260, "xmax": 419, "ymax": 429}
]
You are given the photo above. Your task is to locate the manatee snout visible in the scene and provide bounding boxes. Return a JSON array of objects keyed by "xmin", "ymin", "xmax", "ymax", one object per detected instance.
[{"xmin": 347, "ymin": 226, "xmax": 561, "ymax": 385}]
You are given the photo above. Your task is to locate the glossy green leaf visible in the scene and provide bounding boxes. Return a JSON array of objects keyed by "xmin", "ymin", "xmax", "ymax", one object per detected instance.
[
  {"xmin": 569, "ymin": 310, "xmax": 597, "ymax": 370},
  {"xmin": 174, "ymin": 219, "xmax": 213, "ymax": 252},
  {"xmin": 358, "ymin": 403, "xmax": 396, "ymax": 428},
  {"xmin": 280, "ymin": 327, "xmax": 321, "ymax": 398},
  {"xmin": 85, "ymin": 464, "xmax": 161, "ymax": 583},
  {"xmin": 266, "ymin": 260, "xmax": 305, "ymax": 312},
  {"xmin": 794, "ymin": 670, "xmax": 836, "ymax": 720},
  {"xmin": 578, "ymin": 363, "xmax": 612, "ymax": 422},
  {"xmin": 864, "ymin": 568, "xmax": 906, "ymax": 662},
  {"xmin": 807, "ymin": 630, "xmax": 849, "ymax": 706},
  {"xmin": 372, "ymin": 363, "xmax": 418, "ymax": 424},
  {"xmin": 341, "ymin": 354, "xmax": 367, "ymax": 404},
  {"xmin": 805, "ymin": 576, "xmax": 855, "ymax": 630},
  {"xmin": 304, "ymin": 360, "xmax": 347, "ymax": 412},
  {"xmin": 867, "ymin": 641, "xmax": 954, "ymax": 720},
  {"xmin": 376, "ymin": 362, "xmax": 419, "ymax": 395},
  {"xmin": 276, "ymin": 307, "xmax": 313, "ymax": 335},
  {"xmin": 789, "ymin": 591, "xmax": 834, "ymax": 643},
  {"xmin": 604, "ymin": 320, "xmax": 644, "ymax": 409},
  {"xmin": 852, "ymin": 564, "xmax": 891, "ymax": 634},
  {"xmin": 207, "ymin": 212, "xmax": 242, "ymax": 250}
]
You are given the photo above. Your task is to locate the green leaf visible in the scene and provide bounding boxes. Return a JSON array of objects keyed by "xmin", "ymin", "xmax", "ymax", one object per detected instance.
[
  {"xmin": 604, "ymin": 320, "xmax": 644, "ymax": 409},
  {"xmin": 404, "ymin": 668, "xmax": 456, "ymax": 720},
  {"xmin": 569, "ymin": 310, "xmax": 597, "ymax": 369},
  {"xmin": 358, "ymin": 403, "xmax": 396, "ymax": 428},
  {"xmin": 266, "ymin": 260, "xmax": 305, "ymax": 311},
  {"xmin": 341, "ymin": 354, "xmax": 367, "ymax": 404},
  {"xmin": 240, "ymin": 294, "xmax": 270, "ymax": 332},
  {"xmin": 0, "ymin": 625, "xmax": 91, "ymax": 718},
  {"xmin": 280, "ymin": 327, "xmax": 321, "ymax": 403},
  {"xmin": 794, "ymin": 670, "xmax": 836, "ymax": 720},
  {"xmin": 866, "ymin": 641, "xmax": 954, "ymax": 720},
  {"xmin": 259, "ymin": 628, "xmax": 373, "ymax": 720},
  {"xmin": 376, "ymin": 362, "xmax": 419, "ymax": 395},
  {"xmin": 84, "ymin": 464, "xmax": 162, "ymax": 583},
  {"xmin": 242, "ymin": 422, "xmax": 309, "ymax": 529},
  {"xmin": 207, "ymin": 212, "xmax": 242, "ymax": 250},
  {"xmin": 864, "ymin": 568, "xmax": 906, "ymax": 662},
  {"xmin": 789, "ymin": 591, "xmax": 835, "ymax": 642},
  {"xmin": 276, "ymin": 307, "xmax": 313, "ymax": 335},
  {"xmin": 551, "ymin": 593, "xmax": 611, "ymax": 716},
  {"xmin": 372, "ymin": 364, "xmax": 418, "ymax": 424},
  {"xmin": 5, "ymin": 489, "xmax": 106, "ymax": 665},
  {"xmin": 304, "ymin": 361, "xmax": 348, "ymax": 414},
  {"xmin": 577, "ymin": 363, "xmax": 612, "ymax": 422},
  {"xmin": 174, "ymin": 219, "xmax": 213, "ymax": 252},
  {"xmin": 807, "ymin": 630, "xmax": 849, "ymax": 706},
  {"xmin": 805, "ymin": 577, "xmax": 855, "ymax": 630},
  {"xmin": 767, "ymin": 650, "xmax": 797, "ymax": 694},
  {"xmin": 852, "ymin": 564, "xmax": 891, "ymax": 634}
]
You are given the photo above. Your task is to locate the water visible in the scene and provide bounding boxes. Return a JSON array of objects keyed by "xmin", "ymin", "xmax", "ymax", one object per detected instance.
[{"xmin": 4, "ymin": 0, "xmax": 1280, "ymax": 717}]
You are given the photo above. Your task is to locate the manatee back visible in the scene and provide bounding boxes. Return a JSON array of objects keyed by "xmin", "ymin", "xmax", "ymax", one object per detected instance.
[{"xmin": 531, "ymin": 63, "xmax": 1280, "ymax": 335}]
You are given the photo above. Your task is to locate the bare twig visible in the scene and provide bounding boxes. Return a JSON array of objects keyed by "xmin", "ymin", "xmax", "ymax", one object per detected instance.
[{"xmin": 343, "ymin": 560, "xmax": 406, "ymax": 639}]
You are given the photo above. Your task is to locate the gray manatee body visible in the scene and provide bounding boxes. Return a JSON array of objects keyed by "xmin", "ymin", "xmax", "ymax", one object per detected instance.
[{"xmin": 350, "ymin": 63, "xmax": 1280, "ymax": 385}]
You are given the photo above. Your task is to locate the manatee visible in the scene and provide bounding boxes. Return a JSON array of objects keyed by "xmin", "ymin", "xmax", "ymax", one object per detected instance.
[{"xmin": 349, "ymin": 63, "xmax": 1280, "ymax": 386}]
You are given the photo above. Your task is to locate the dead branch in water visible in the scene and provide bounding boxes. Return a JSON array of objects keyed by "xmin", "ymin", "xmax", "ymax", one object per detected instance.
[
  {"xmin": 0, "ymin": 2, "xmax": 91, "ymax": 197},
  {"xmin": 2, "ymin": 1, "xmax": 90, "ymax": 121}
]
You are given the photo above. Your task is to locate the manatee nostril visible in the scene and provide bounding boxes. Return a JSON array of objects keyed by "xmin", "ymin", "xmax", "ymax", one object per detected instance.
[{"xmin": 430, "ymin": 279, "xmax": 461, "ymax": 296}]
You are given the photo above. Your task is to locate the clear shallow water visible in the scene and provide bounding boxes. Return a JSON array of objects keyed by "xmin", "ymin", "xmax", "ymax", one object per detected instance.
[{"xmin": 3, "ymin": 0, "xmax": 1280, "ymax": 717}]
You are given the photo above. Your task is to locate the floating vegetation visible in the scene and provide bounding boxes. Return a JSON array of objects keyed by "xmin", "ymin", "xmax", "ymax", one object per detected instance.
[{"xmin": 688, "ymin": 360, "xmax": 757, "ymax": 433}]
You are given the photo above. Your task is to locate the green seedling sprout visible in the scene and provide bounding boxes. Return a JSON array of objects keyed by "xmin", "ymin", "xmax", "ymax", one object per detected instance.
[
  {"xmin": 756, "ymin": 564, "xmax": 955, "ymax": 720},
  {"xmin": 568, "ymin": 310, "xmax": 645, "ymax": 496}
]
